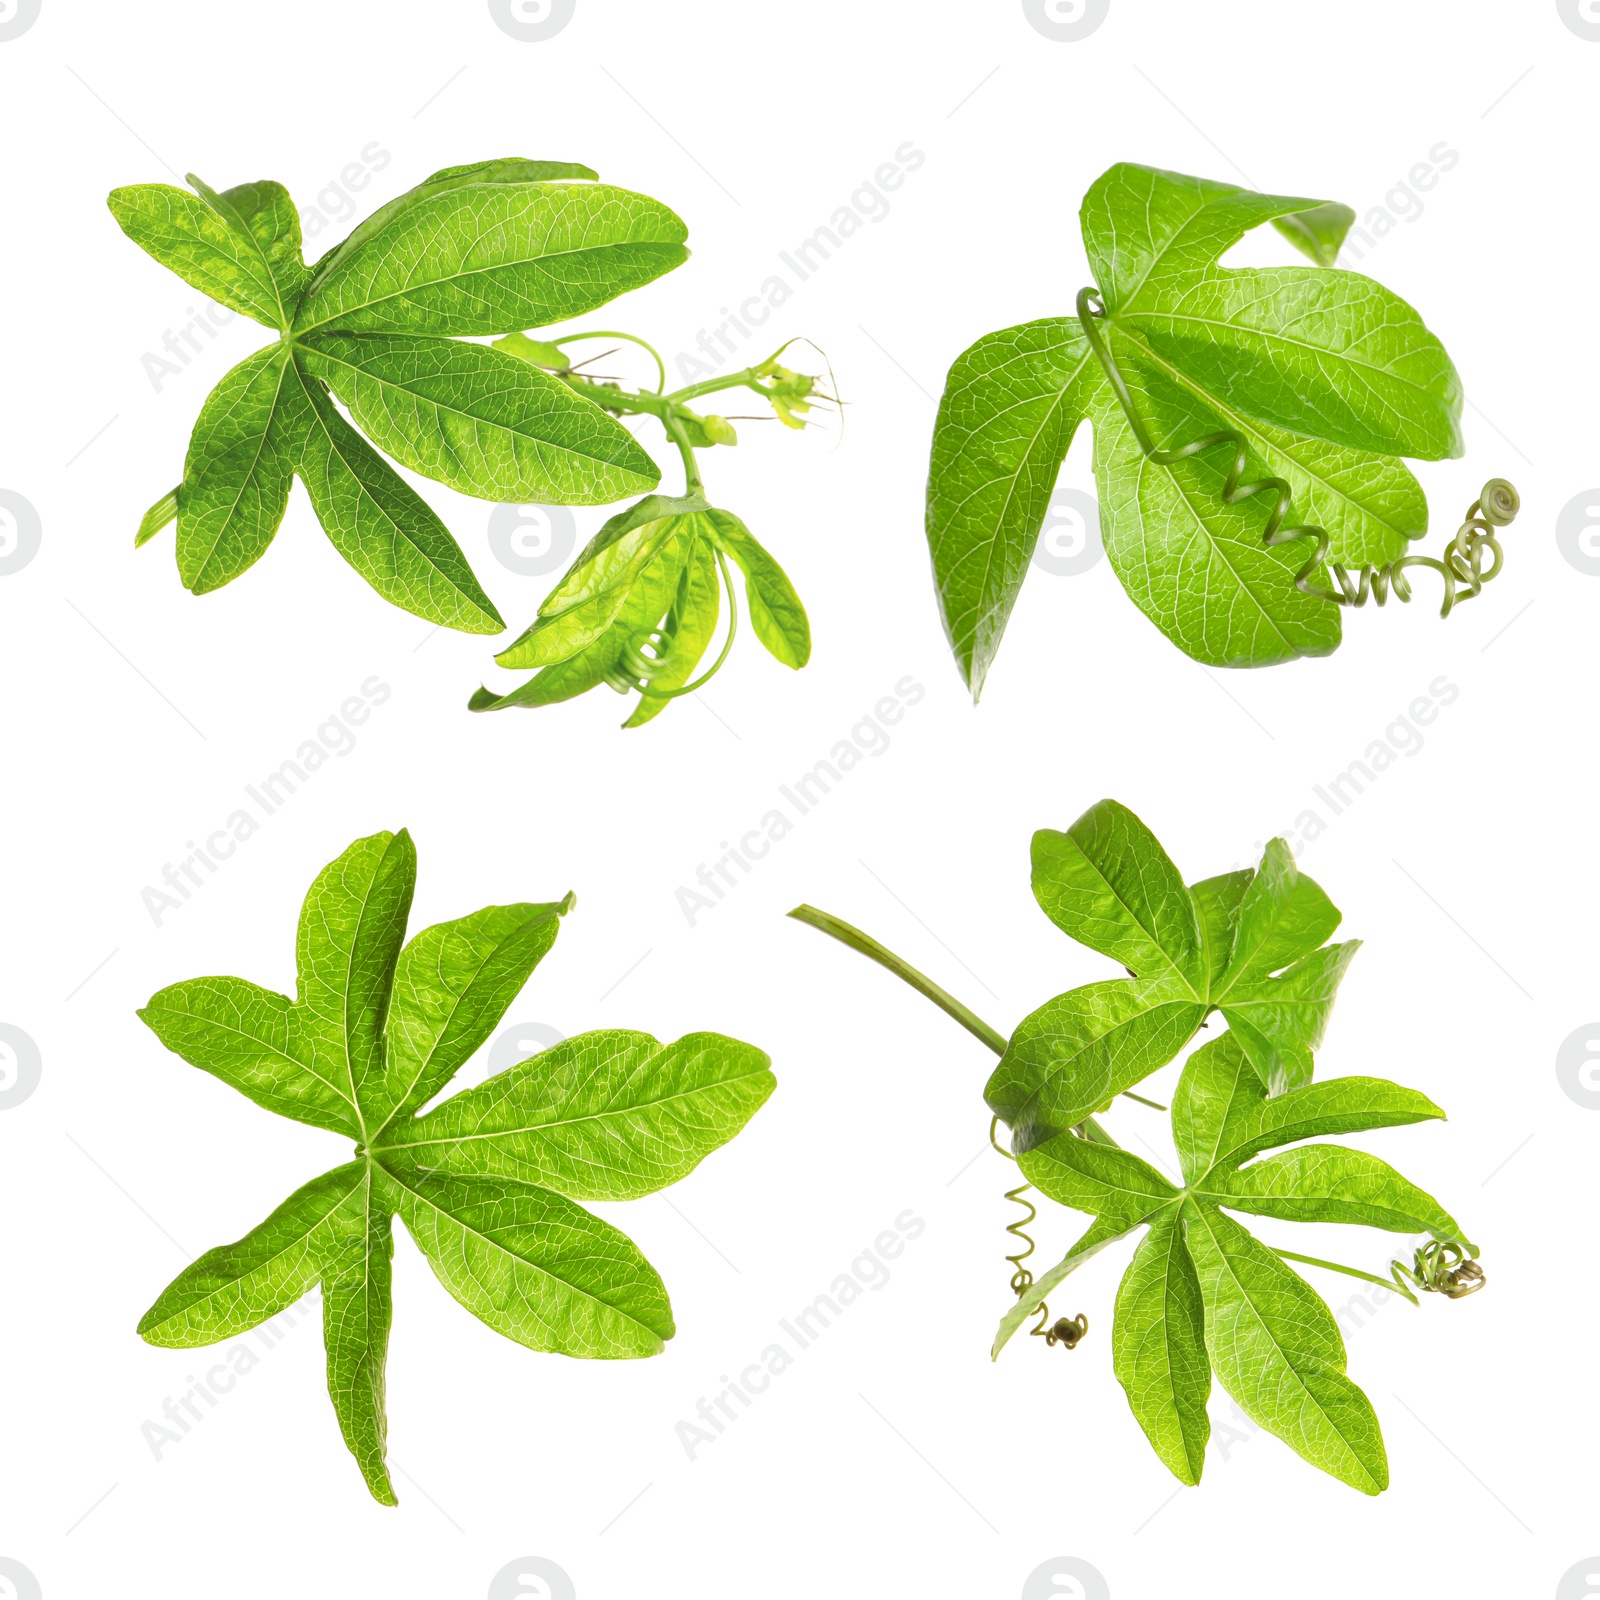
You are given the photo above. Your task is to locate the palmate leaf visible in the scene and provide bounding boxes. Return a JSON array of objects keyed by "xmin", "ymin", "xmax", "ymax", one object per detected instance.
[
  {"xmin": 1002, "ymin": 1023, "xmax": 1459, "ymax": 1493},
  {"xmin": 926, "ymin": 160, "xmax": 1467, "ymax": 688},
  {"xmin": 136, "ymin": 830, "xmax": 774, "ymax": 1503},
  {"xmin": 111, "ymin": 160, "xmax": 687, "ymax": 632},
  {"xmin": 985, "ymin": 799, "xmax": 1357, "ymax": 1141}
]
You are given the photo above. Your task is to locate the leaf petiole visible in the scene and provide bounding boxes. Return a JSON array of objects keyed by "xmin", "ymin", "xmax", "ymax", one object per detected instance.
[
  {"xmin": 136, "ymin": 486, "xmax": 180, "ymax": 547},
  {"xmin": 786, "ymin": 902, "xmax": 1126, "ymax": 1140},
  {"xmin": 1270, "ymin": 1246, "xmax": 1419, "ymax": 1306},
  {"xmin": 788, "ymin": 903, "xmax": 1009, "ymax": 1056}
]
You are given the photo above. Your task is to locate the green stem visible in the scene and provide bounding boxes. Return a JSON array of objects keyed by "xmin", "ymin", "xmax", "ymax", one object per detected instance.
[
  {"xmin": 788, "ymin": 905, "xmax": 1136, "ymax": 1145},
  {"xmin": 663, "ymin": 411, "xmax": 704, "ymax": 497},
  {"xmin": 787, "ymin": 905, "xmax": 1009, "ymax": 1056},
  {"xmin": 1271, "ymin": 1247, "xmax": 1415, "ymax": 1301}
]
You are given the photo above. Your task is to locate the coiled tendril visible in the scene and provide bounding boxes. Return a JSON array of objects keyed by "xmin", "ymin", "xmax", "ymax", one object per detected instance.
[
  {"xmin": 1389, "ymin": 1239, "xmax": 1485, "ymax": 1305},
  {"xmin": 990, "ymin": 1117, "xmax": 1089, "ymax": 1349},
  {"xmin": 1075, "ymin": 289, "xmax": 1519, "ymax": 617},
  {"xmin": 603, "ymin": 544, "xmax": 741, "ymax": 700}
]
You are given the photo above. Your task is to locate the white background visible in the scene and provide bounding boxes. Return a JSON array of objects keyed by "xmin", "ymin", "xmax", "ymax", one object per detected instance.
[{"xmin": 1, "ymin": 2, "xmax": 1594, "ymax": 1596}]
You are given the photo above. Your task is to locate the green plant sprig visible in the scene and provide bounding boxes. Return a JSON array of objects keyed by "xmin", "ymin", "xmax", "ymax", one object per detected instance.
[
  {"xmin": 925, "ymin": 161, "xmax": 1519, "ymax": 692},
  {"xmin": 790, "ymin": 799, "xmax": 1482, "ymax": 1493},
  {"xmin": 136, "ymin": 829, "xmax": 775, "ymax": 1503},
  {"xmin": 472, "ymin": 332, "xmax": 833, "ymax": 725},
  {"xmin": 110, "ymin": 159, "xmax": 830, "ymax": 725}
]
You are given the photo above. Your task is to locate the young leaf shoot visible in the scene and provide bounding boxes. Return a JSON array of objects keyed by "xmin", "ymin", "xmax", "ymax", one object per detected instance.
[{"xmin": 111, "ymin": 160, "xmax": 830, "ymax": 723}]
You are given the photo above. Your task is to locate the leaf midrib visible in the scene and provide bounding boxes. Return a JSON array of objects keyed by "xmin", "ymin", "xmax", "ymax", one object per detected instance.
[
  {"xmin": 294, "ymin": 229, "xmax": 676, "ymax": 336},
  {"xmin": 381, "ymin": 1059, "xmax": 772, "ymax": 1154},
  {"xmin": 1185, "ymin": 1201, "xmax": 1376, "ymax": 1487},
  {"xmin": 380, "ymin": 1162, "xmax": 664, "ymax": 1341},
  {"xmin": 297, "ymin": 336, "xmax": 655, "ymax": 479}
]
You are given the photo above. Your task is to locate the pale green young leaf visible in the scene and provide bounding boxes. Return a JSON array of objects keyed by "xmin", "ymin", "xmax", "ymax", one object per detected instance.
[
  {"xmin": 494, "ymin": 511, "xmax": 689, "ymax": 669},
  {"xmin": 987, "ymin": 979, "xmax": 1205, "ymax": 1147},
  {"xmin": 138, "ymin": 1163, "xmax": 364, "ymax": 1345},
  {"xmin": 321, "ymin": 1175, "xmax": 396, "ymax": 1505},
  {"xmin": 373, "ymin": 898, "xmax": 572, "ymax": 1130},
  {"xmin": 707, "ymin": 510, "xmax": 810, "ymax": 669},
  {"xmin": 924, "ymin": 318, "xmax": 1099, "ymax": 696},
  {"xmin": 1183, "ymin": 1201, "xmax": 1388, "ymax": 1494},
  {"xmin": 290, "ymin": 364, "xmax": 505, "ymax": 634},
  {"xmin": 176, "ymin": 344, "xmax": 305, "ymax": 594},
  {"xmin": 1030, "ymin": 798, "xmax": 1206, "ymax": 993},
  {"xmin": 383, "ymin": 1029, "xmax": 775, "ymax": 1200},
  {"xmin": 1112, "ymin": 1212, "xmax": 1210, "ymax": 1485},
  {"xmin": 622, "ymin": 536, "xmax": 721, "ymax": 728},
  {"xmin": 108, "ymin": 182, "xmax": 286, "ymax": 327},
  {"xmin": 380, "ymin": 1163, "xmax": 673, "ymax": 1356},
  {"xmin": 295, "ymin": 332, "xmax": 659, "ymax": 504},
  {"xmin": 295, "ymin": 183, "xmax": 688, "ymax": 337}
]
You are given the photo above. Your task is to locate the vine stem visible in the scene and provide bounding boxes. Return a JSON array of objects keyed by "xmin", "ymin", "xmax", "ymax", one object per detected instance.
[
  {"xmin": 787, "ymin": 905, "xmax": 1008, "ymax": 1055},
  {"xmin": 786, "ymin": 903, "xmax": 1121, "ymax": 1142}
]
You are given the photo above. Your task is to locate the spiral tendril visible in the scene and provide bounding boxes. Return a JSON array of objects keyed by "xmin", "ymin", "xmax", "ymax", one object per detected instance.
[
  {"xmin": 991, "ymin": 1117, "xmax": 1088, "ymax": 1348},
  {"xmin": 603, "ymin": 544, "xmax": 742, "ymax": 701},
  {"xmin": 1389, "ymin": 1240, "xmax": 1485, "ymax": 1305},
  {"xmin": 1075, "ymin": 289, "xmax": 1519, "ymax": 618}
]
